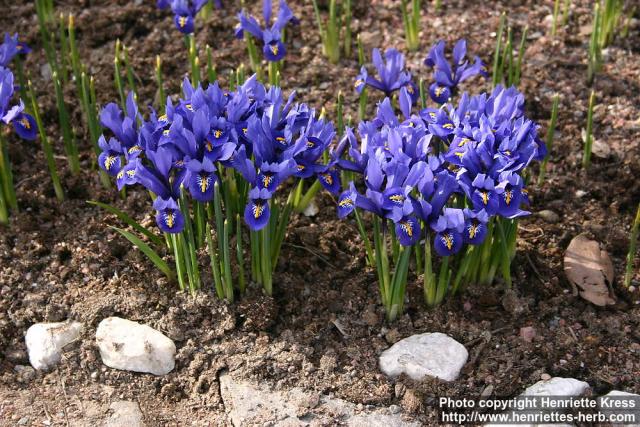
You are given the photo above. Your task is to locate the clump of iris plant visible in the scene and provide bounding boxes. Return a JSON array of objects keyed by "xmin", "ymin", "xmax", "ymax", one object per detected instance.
[
  {"xmin": 0, "ymin": 65, "xmax": 37, "ymax": 225},
  {"xmin": 338, "ymin": 40, "xmax": 545, "ymax": 321},
  {"xmin": 235, "ymin": 0, "xmax": 298, "ymax": 85},
  {"xmin": 157, "ymin": 0, "xmax": 210, "ymax": 34},
  {"xmin": 355, "ymin": 48, "xmax": 417, "ymax": 100},
  {"xmin": 96, "ymin": 75, "xmax": 336, "ymax": 300},
  {"xmin": 424, "ymin": 39, "xmax": 487, "ymax": 104}
]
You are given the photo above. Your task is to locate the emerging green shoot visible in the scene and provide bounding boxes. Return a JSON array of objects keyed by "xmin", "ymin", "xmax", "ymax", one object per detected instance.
[{"xmin": 582, "ymin": 90, "xmax": 596, "ymax": 169}]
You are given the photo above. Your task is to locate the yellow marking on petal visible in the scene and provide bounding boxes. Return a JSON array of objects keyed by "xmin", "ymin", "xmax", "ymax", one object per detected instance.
[
  {"xmin": 429, "ymin": 112, "xmax": 436, "ymax": 119},
  {"xmin": 406, "ymin": 85, "xmax": 414, "ymax": 94},
  {"xmin": 165, "ymin": 211, "xmax": 175, "ymax": 228},
  {"xmin": 104, "ymin": 155, "xmax": 117, "ymax": 170},
  {"xmin": 262, "ymin": 174, "xmax": 273, "ymax": 188},
  {"xmin": 306, "ymin": 139, "xmax": 315, "ymax": 148},
  {"xmin": 126, "ymin": 170, "xmax": 136, "ymax": 178},
  {"xmin": 128, "ymin": 145, "xmax": 142, "ymax": 154},
  {"xmin": 321, "ymin": 173, "xmax": 333, "ymax": 186},
  {"xmin": 276, "ymin": 136, "xmax": 286, "ymax": 143},
  {"xmin": 297, "ymin": 164, "xmax": 305, "ymax": 171},
  {"xmin": 338, "ymin": 197, "xmax": 353, "ymax": 208},
  {"xmin": 389, "ymin": 194, "xmax": 405, "ymax": 204},
  {"xmin": 442, "ymin": 233, "xmax": 454, "ymax": 250},
  {"xmin": 468, "ymin": 223, "xmax": 479, "ymax": 239},
  {"xmin": 117, "ymin": 170, "xmax": 124, "ymax": 179},
  {"xmin": 179, "ymin": 16, "xmax": 187, "ymax": 28},
  {"xmin": 443, "ymin": 123, "xmax": 454, "ymax": 129},
  {"xmin": 214, "ymin": 129, "xmax": 222, "ymax": 139},
  {"xmin": 480, "ymin": 190, "xmax": 490, "ymax": 205},
  {"xmin": 20, "ymin": 117, "xmax": 30, "ymax": 129},
  {"xmin": 159, "ymin": 114, "xmax": 168, "ymax": 122},
  {"xmin": 459, "ymin": 138, "xmax": 470, "ymax": 146},
  {"xmin": 455, "ymin": 152, "xmax": 464, "ymax": 158},
  {"xmin": 206, "ymin": 141, "xmax": 213, "ymax": 152},
  {"xmin": 270, "ymin": 44, "xmax": 279, "ymax": 55},
  {"xmin": 401, "ymin": 220, "xmax": 413, "ymax": 237},
  {"xmin": 435, "ymin": 86, "xmax": 445, "ymax": 97},
  {"xmin": 504, "ymin": 190, "xmax": 513, "ymax": 206},
  {"xmin": 253, "ymin": 203, "xmax": 265, "ymax": 219},
  {"xmin": 163, "ymin": 129, "xmax": 170, "ymax": 136},
  {"xmin": 199, "ymin": 173, "xmax": 210, "ymax": 193},
  {"xmin": 354, "ymin": 79, "xmax": 363, "ymax": 89},
  {"xmin": 185, "ymin": 104, "xmax": 193, "ymax": 111}
]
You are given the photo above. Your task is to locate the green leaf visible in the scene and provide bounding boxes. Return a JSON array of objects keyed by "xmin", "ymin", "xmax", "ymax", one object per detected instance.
[
  {"xmin": 110, "ymin": 226, "xmax": 174, "ymax": 281},
  {"xmin": 89, "ymin": 200, "xmax": 164, "ymax": 247}
]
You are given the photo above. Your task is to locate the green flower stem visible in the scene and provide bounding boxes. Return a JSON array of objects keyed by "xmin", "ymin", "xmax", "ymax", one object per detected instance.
[
  {"xmin": 0, "ymin": 132, "xmax": 17, "ymax": 212},
  {"xmin": 295, "ymin": 179, "xmax": 322, "ymax": 213},
  {"xmin": 236, "ymin": 214, "xmax": 246, "ymax": 293},
  {"xmin": 492, "ymin": 13, "xmax": 506, "ymax": 87},
  {"xmin": 583, "ymin": 90, "xmax": 596, "ymax": 169},
  {"xmin": 435, "ymin": 256, "xmax": 450, "ymax": 304},
  {"xmin": 538, "ymin": 93, "xmax": 559, "ymax": 185},
  {"xmin": 260, "ymin": 226, "xmax": 272, "ymax": 295},
  {"xmin": 28, "ymin": 80, "xmax": 64, "ymax": 201},
  {"xmin": 171, "ymin": 233, "xmax": 186, "ymax": 291},
  {"xmin": 206, "ymin": 45, "xmax": 218, "ymax": 83},
  {"xmin": 624, "ymin": 203, "xmax": 640, "ymax": 287},
  {"xmin": 53, "ymin": 72, "xmax": 79, "ymax": 175},
  {"xmin": 222, "ymin": 219, "xmax": 234, "ymax": 302},
  {"xmin": 388, "ymin": 245, "xmax": 411, "ymax": 322},
  {"xmin": 114, "ymin": 40, "xmax": 126, "ymax": 111},
  {"xmin": 354, "ymin": 209, "xmax": 375, "ymax": 267},
  {"xmin": 156, "ymin": 55, "xmax": 166, "ymax": 110},
  {"xmin": 206, "ymin": 223, "xmax": 224, "ymax": 299},
  {"xmin": 423, "ymin": 233, "xmax": 438, "ymax": 306},
  {"xmin": 268, "ymin": 61, "xmax": 278, "ymax": 87}
]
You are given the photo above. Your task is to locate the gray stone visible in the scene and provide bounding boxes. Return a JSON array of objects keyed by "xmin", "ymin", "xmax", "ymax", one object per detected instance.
[
  {"xmin": 219, "ymin": 372, "xmax": 420, "ymax": 426},
  {"xmin": 379, "ymin": 332, "xmax": 468, "ymax": 381},
  {"xmin": 25, "ymin": 321, "xmax": 83, "ymax": 370},
  {"xmin": 106, "ymin": 401, "xmax": 144, "ymax": 427},
  {"xmin": 522, "ymin": 377, "xmax": 590, "ymax": 397},
  {"xmin": 96, "ymin": 317, "xmax": 175, "ymax": 376},
  {"xmin": 537, "ymin": 210, "xmax": 560, "ymax": 224}
]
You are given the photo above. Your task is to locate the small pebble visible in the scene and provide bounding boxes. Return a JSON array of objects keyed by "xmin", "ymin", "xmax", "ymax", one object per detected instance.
[{"xmin": 537, "ymin": 210, "xmax": 560, "ymax": 223}]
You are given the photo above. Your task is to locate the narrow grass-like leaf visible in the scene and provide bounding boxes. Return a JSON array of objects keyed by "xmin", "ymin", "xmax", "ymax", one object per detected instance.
[
  {"xmin": 88, "ymin": 200, "xmax": 164, "ymax": 247},
  {"xmin": 111, "ymin": 226, "xmax": 174, "ymax": 280}
]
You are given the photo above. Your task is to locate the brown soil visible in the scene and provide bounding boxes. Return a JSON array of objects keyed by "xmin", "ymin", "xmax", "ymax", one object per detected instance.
[{"xmin": 1, "ymin": 0, "xmax": 639, "ymax": 425}]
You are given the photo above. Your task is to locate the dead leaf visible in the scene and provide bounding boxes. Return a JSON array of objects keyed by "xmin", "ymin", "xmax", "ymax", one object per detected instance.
[{"xmin": 564, "ymin": 234, "xmax": 616, "ymax": 306}]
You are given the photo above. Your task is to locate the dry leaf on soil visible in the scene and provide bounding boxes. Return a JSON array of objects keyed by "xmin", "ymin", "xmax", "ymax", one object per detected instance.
[{"xmin": 564, "ymin": 234, "xmax": 615, "ymax": 306}]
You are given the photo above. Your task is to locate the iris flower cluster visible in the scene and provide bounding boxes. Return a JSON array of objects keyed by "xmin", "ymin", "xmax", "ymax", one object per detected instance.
[
  {"xmin": 157, "ymin": 0, "xmax": 214, "ymax": 34},
  {"xmin": 98, "ymin": 75, "xmax": 336, "ymax": 234},
  {"xmin": 339, "ymin": 84, "xmax": 545, "ymax": 254},
  {"xmin": 340, "ymin": 40, "xmax": 545, "ymax": 318},
  {"xmin": 235, "ymin": 0, "xmax": 298, "ymax": 62}
]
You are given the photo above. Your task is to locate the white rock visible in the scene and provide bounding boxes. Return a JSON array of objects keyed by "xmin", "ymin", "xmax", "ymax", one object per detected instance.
[
  {"xmin": 599, "ymin": 391, "xmax": 640, "ymax": 427},
  {"xmin": 379, "ymin": 332, "xmax": 468, "ymax": 382},
  {"xmin": 96, "ymin": 317, "xmax": 175, "ymax": 376},
  {"xmin": 302, "ymin": 200, "xmax": 319, "ymax": 217},
  {"xmin": 25, "ymin": 321, "xmax": 83, "ymax": 370},
  {"xmin": 219, "ymin": 372, "xmax": 421, "ymax": 426},
  {"xmin": 106, "ymin": 401, "xmax": 145, "ymax": 427},
  {"xmin": 522, "ymin": 377, "xmax": 590, "ymax": 397}
]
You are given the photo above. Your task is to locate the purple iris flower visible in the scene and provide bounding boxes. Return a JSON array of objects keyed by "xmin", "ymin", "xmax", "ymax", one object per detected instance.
[
  {"xmin": 462, "ymin": 208, "xmax": 489, "ymax": 245},
  {"xmin": 431, "ymin": 208, "xmax": 465, "ymax": 256},
  {"xmin": 355, "ymin": 48, "xmax": 417, "ymax": 100},
  {"xmin": 158, "ymin": 0, "xmax": 208, "ymax": 34},
  {"xmin": 235, "ymin": 0, "xmax": 298, "ymax": 62},
  {"xmin": 0, "ymin": 67, "xmax": 36, "ymax": 140},
  {"xmin": 0, "ymin": 33, "xmax": 19, "ymax": 67},
  {"xmin": 424, "ymin": 39, "xmax": 487, "ymax": 104}
]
